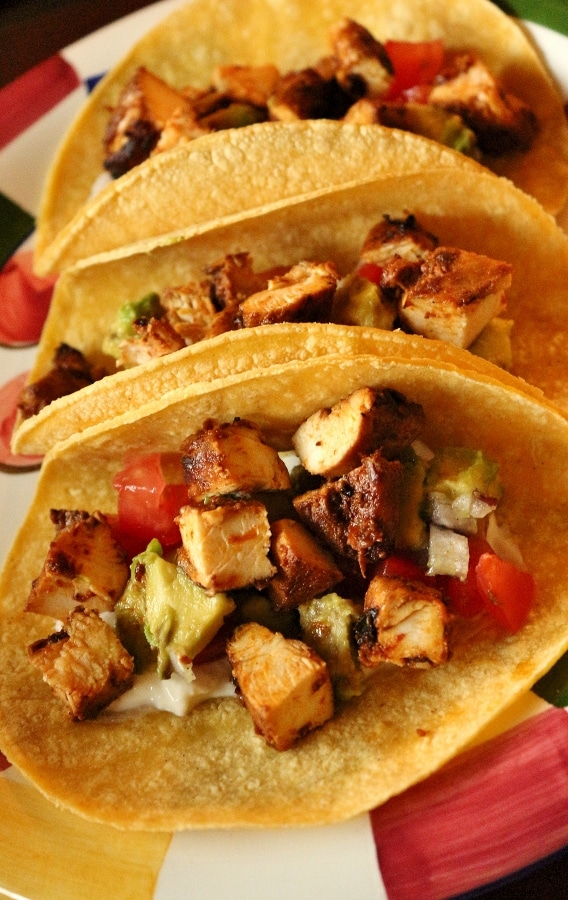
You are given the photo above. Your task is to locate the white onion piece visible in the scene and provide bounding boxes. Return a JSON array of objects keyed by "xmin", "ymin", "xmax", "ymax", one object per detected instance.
[{"xmin": 427, "ymin": 525, "xmax": 470, "ymax": 580}]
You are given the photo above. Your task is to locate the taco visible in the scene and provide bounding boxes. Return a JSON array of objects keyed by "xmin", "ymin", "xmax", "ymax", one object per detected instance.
[
  {"xmin": 1, "ymin": 351, "xmax": 567, "ymax": 829},
  {"xmin": 12, "ymin": 136, "xmax": 568, "ymax": 457},
  {"xmin": 33, "ymin": 0, "xmax": 568, "ymax": 273}
]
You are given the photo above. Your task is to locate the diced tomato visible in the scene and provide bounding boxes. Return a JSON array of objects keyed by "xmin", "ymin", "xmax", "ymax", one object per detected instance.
[
  {"xmin": 476, "ymin": 551, "xmax": 535, "ymax": 633},
  {"xmin": 439, "ymin": 536, "xmax": 491, "ymax": 618},
  {"xmin": 112, "ymin": 452, "xmax": 188, "ymax": 556},
  {"xmin": 384, "ymin": 39, "xmax": 445, "ymax": 101},
  {"xmin": 357, "ymin": 262, "xmax": 383, "ymax": 285},
  {"xmin": 378, "ymin": 553, "xmax": 427, "ymax": 581}
]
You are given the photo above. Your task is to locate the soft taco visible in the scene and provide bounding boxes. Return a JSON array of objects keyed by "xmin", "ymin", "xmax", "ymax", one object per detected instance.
[
  {"xmin": 12, "ymin": 131, "xmax": 568, "ymax": 457},
  {"xmin": 33, "ymin": 0, "xmax": 568, "ymax": 273},
  {"xmin": 1, "ymin": 351, "xmax": 567, "ymax": 829}
]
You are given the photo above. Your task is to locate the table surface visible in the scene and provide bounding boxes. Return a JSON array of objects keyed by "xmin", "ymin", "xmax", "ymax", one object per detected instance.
[{"xmin": 1, "ymin": 1, "xmax": 567, "ymax": 897}]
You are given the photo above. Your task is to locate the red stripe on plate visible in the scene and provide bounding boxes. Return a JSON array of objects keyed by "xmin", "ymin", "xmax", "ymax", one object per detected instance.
[
  {"xmin": 371, "ymin": 707, "xmax": 568, "ymax": 900},
  {"xmin": 0, "ymin": 250, "xmax": 56, "ymax": 346},
  {"xmin": 0, "ymin": 371, "xmax": 43, "ymax": 468},
  {"xmin": 0, "ymin": 752, "xmax": 10, "ymax": 772},
  {"xmin": 0, "ymin": 55, "xmax": 80, "ymax": 150}
]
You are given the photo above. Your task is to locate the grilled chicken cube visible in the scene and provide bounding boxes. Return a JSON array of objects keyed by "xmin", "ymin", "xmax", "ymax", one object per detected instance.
[
  {"xmin": 355, "ymin": 574, "xmax": 449, "ymax": 668},
  {"xmin": 294, "ymin": 451, "xmax": 403, "ymax": 572},
  {"xmin": 206, "ymin": 252, "xmax": 271, "ymax": 308},
  {"xmin": 103, "ymin": 67, "xmax": 190, "ymax": 176},
  {"xmin": 26, "ymin": 510, "xmax": 130, "ymax": 620},
  {"xmin": 428, "ymin": 55, "xmax": 538, "ymax": 155},
  {"xmin": 267, "ymin": 518, "xmax": 343, "ymax": 610},
  {"xmin": 177, "ymin": 499, "xmax": 276, "ymax": 592},
  {"xmin": 212, "ymin": 63, "xmax": 280, "ymax": 107},
  {"xmin": 181, "ymin": 419, "xmax": 290, "ymax": 501},
  {"xmin": 152, "ymin": 105, "xmax": 209, "ymax": 154},
  {"xmin": 268, "ymin": 68, "xmax": 341, "ymax": 121},
  {"xmin": 18, "ymin": 343, "xmax": 95, "ymax": 419},
  {"xmin": 160, "ymin": 280, "xmax": 218, "ymax": 343},
  {"xmin": 117, "ymin": 316, "xmax": 186, "ymax": 367},
  {"xmin": 227, "ymin": 622, "xmax": 334, "ymax": 750},
  {"xmin": 359, "ymin": 215, "xmax": 438, "ymax": 267},
  {"xmin": 238, "ymin": 260, "xmax": 339, "ymax": 327},
  {"xmin": 382, "ymin": 246, "xmax": 512, "ymax": 348},
  {"xmin": 293, "ymin": 387, "xmax": 425, "ymax": 478},
  {"xmin": 28, "ymin": 607, "xmax": 135, "ymax": 720},
  {"xmin": 328, "ymin": 18, "xmax": 393, "ymax": 99}
]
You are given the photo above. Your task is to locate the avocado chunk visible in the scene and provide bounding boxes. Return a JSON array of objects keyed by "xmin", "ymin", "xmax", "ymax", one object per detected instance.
[
  {"xmin": 299, "ymin": 593, "xmax": 365, "ymax": 702},
  {"xmin": 425, "ymin": 448, "xmax": 502, "ymax": 503},
  {"xmin": 332, "ymin": 273, "xmax": 397, "ymax": 330},
  {"xmin": 379, "ymin": 103, "xmax": 479, "ymax": 158},
  {"xmin": 397, "ymin": 448, "xmax": 428, "ymax": 550},
  {"xmin": 115, "ymin": 541, "xmax": 235, "ymax": 678},
  {"xmin": 103, "ymin": 291, "xmax": 164, "ymax": 359}
]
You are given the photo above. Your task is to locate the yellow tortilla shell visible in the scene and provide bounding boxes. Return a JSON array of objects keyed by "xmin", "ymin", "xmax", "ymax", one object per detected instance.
[
  {"xmin": 14, "ymin": 160, "xmax": 568, "ymax": 456},
  {"xmin": 34, "ymin": 0, "xmax": 568, "ymax": 272},
  {"xmin": 1, "ymin": 352, "xmax": 568, "ymax": 829}
]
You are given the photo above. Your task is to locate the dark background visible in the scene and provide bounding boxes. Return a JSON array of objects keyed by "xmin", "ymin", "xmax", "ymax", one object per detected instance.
[{"xmin": 1, "ymin": 1, "xmax": 567, "ymax": 896}]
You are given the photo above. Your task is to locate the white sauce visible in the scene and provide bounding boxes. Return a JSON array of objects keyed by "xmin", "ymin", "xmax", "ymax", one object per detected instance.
[{"xmin": 105, "ymin": 658, "xmax": 235, "ymax": 718}]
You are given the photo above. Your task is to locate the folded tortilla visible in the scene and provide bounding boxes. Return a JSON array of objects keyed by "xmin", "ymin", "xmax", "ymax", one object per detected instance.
[
  {"xmin": 1, "ymin": 351, "xmax": 568, "ymax": 830},
  {"xmin": 33, "ymin": 0, "xmax": 568, "ymax": 273},
  {"xmin": 13, "ymin": 149, "xmax": 568, "ymax": 456}
]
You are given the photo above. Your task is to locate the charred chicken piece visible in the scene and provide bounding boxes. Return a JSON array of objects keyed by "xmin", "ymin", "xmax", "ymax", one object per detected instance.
[
  {"xmin": 293, "ymin": 450, "xmax": 403, "ymax": 573},
  {"xmin": 238, "ymin": 260, "xmax": 339, "ymax": 327},
  {"xmin": 117, "ymin": 316, "xmax": 186, "ymax": 368},
  {"xmin": 292, "ymin": 386, "xmax": 425, "ymax": 478},
  {"xmin": 28, "ymin": 607, "xmax": 135, "ymax": 720},
  {"xmin": 181, "ymin": 419, "xmax": 291, "ymax": 501},
  {"xmin": 177, "ymin": 498, "xmax": 276, "ymax": 592},
  {"xmin": 227, "ymin": 622, "xmax": 334, "ymax": 750},
  {"xmin": 26, "ymin": 510, "xmax": 130, "ymax": 620},
  {"xmin": 160, "ymin": 279, "xmax": 218, "ymax": 343},
  {"xmin": 18, "ymin": 344, "xmax": 95, "ymax": 419},
  {"xmin": 268, "ymin": 67, "xmax": 347, "ymax": 121},
  {"xmin": 428, "ymin": 54, "xmax": 538, "ymax": 155},
  {"xmin": 381, "ymin": 246, "xmax": 512, "ymax": 348},
  {"xmin": 328, "ymin": 18, "xmax": 393, "ymax": 99},
  {"xmin": 206, "ymin": 252, "xmax": 272, "ymax": 308},
  {"xmin": 355, "ymin": 574, "xmax": 449, "ymax": 668},
  {"xmin": 359, "ymin": 215, "xmax": 438, "ymax": 267},
  {"xmin": 267, "ymin": 518, "xmax": 343, "ymax": 611},
  {"xmin": 212, "ymin": 63, "xmax": 280, "ymax": 107}
]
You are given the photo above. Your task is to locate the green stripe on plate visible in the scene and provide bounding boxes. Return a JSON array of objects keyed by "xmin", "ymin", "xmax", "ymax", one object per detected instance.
[
  {"xmin": 0, "ymin": 192, "xmax": 34, "ymax": 268},
  {"xmin": 533, "ymin": 651, "xmax": 568, "ymax": 707},
  {"xmin": 493, "ymin": 0, "xmax": 568, "ymax": 36}
]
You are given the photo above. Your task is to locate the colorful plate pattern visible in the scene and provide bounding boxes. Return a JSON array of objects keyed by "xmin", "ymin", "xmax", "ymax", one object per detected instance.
[{"xmin": 0, "ymin": 2, "xmax": 567, "ymax": 897}]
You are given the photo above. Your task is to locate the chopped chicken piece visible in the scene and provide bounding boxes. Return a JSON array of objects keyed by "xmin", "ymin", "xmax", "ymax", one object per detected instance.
[
  {"xmin": 293, "ymin": 387, "xmax": 425, "ymax": 477},
  {"xmin": 428, "ymin": 55, "xmax": 538, "ymax": 155},
  {"xmin": 26, "ymin": 510, "xmax": 130, "ymax": 620},
  {"xmin": 227, "ymin": 622, "xmax": 334, "ymax": 750},
  {"xmin": 177, "ymin": 499, "xmax": 276, "ymax": 592},
  {"xmin": 267, "ymin": 519, "xmax": 343, "ymax": 610},
  {"xmin": 328, "ymin": 18, "xmax": 393, "ymax": 99},
  {"xmin": 212, "ymin": 64, "xmax": 280, "ymax": 107},
  {"xmin": 18, "ymin": 344, "xmax": 95, "ymax": 419},
  {"xmin": 161, "ymin": 280, "xmax": 218, "ymax": 343},
  {"xmin": 28, "ymin": 607, "xmax": 135, "ymax": 720},
  {"xmin": 359, "ymin": 215, "xmax": 438, "ymax": 267},
  {"xmin": 206, "ymin": 252, "xmax": 271, "ymax": 308},
  {"xmin": 381, "ymin": 246, "xmax": 512, "ymax": 348},
  {"xmin": 201, "ymin": 305, "xmax": 243, "ymax": 339},
  {"xmin": 181, "ymin": 419, "xmax": 291, "ymax": 501},
  {"xmin": 238, "ymin": 260, "xmax": 339, "ymax": 327},
  {"xmin": 117, "ymin": 316, "xmax": 186, "ymax": 367},
  {"xmin": 268, "ymin": 68, "xmax": 344, "ymax": 121},
  {"xmin": 355, "ymin": 574, "xmax": 449, "ymax": 668},
  {"xmin": 103, "ymin": 67, "xmax": 191, "ymax": 177},
  {"xmin": 294, "ymin": 451, "xmax": 403, "ymax": 573},
  {"xmin": 151, "ymin": 105, "xmax": 210, "ymax": 154}
]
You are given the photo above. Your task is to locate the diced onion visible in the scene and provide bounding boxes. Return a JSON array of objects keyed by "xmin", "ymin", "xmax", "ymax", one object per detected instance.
[
  {"xmin": 427, "ymin": 524, "xmax": 470, "ymax": 580},
  {"xmin": 485, "ymin": 514, "xmax": 525, "ymax": 568}
]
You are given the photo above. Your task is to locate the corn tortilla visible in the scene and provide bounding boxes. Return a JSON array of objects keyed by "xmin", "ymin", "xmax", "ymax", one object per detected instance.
[
  {"xmin": 14, "ymin": 160, "xmax": 568, "ymax": 456},
  {"xmin": 33, "ymin": 0, "xmax": 568, "ymax": 272},
  {"xmin": 1, "ymin": 353, "xmax": 568, "ymax": 829}
]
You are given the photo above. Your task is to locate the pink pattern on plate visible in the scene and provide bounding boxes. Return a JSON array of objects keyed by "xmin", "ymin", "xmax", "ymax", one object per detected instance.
[
  {"xmin": 371, "ymin": 707, "xmax": 568, "ymax": 900},
  {"xmin": 0, "ymin": 250, "xmax": 56, "ymax": 346},
  {"xmin": 0, "ymin": 371, "xmax": 43, "ymax": 468},
  {"xmin": 0, "ymin": 54, "xmax": 80, "ymax": 151}
]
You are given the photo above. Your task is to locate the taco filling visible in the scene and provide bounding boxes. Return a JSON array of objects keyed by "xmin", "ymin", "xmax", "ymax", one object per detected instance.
[
  {"xmin": 101, "ymin": 18, "xmax": 537, "ymax": 182},
  {"xmin": 18, "ymin": 214, "xmax": 513, "ymax": 420},
  {"xmin": 26, "ymin": 387, "xmax": 535, "ymax": 751}
]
